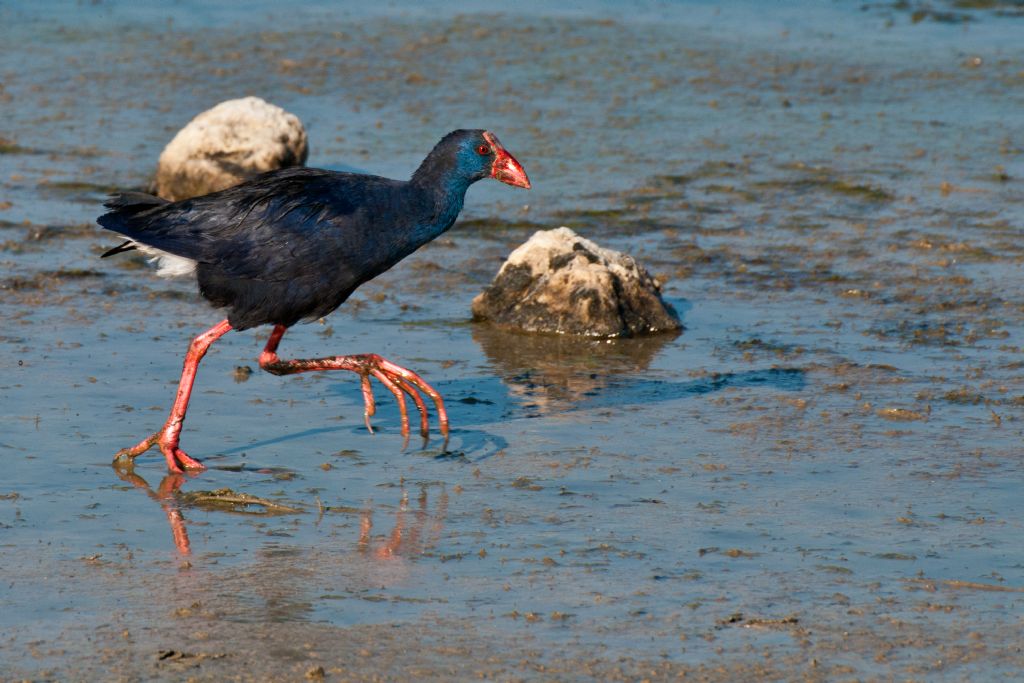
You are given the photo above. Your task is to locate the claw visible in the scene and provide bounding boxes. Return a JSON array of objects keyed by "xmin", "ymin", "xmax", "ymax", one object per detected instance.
[{"xmin": 361, "ymin": 374, "xmax": 376, "ymax": 434}]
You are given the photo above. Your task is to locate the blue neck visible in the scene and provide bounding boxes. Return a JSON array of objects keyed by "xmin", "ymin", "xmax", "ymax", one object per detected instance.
[
  {"xmin": 435, "ymin": 174, "xmax": 469, "ymax": 225},
  {"xmin": 408, "ymin": 172, "xmax": 471, "ymax": 244}
]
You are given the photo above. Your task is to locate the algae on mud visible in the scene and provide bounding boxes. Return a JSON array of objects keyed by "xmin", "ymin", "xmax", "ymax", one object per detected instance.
[{"xmin": 1, "ymin": 0, "xmax": 1023, "ymax": 680}]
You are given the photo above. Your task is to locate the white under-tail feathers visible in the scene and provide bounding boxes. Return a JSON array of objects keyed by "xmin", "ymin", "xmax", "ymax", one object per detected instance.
[{"xmin": 122, "ymin": 239, "xmax": 198, "ymax": 278}]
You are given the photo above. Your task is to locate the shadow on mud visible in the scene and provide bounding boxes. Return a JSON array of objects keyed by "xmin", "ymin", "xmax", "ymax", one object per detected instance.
[{"xmin": 211, "ymin": 421, "xmax": 509, "ymax": 462}]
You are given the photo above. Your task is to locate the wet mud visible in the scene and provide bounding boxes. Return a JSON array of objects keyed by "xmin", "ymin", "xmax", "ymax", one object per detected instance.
[{"xmin": 1, "ymin": 1, "xmax": 1023, "ymax": 680}]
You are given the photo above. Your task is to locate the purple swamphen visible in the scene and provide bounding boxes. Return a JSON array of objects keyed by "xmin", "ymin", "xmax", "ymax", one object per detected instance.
[{"xmin": 99, "ymin": 129, "xmax": 530, "ymax": 472}]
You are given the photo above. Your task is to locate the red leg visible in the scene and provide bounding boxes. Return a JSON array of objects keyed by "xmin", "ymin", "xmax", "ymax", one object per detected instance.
[
  {"xmin": 258, "ymin": 325, "xmax": 448, "ymax": 439},
  {"xmin": 114, "ymin": 319, "xmax": 233, "ymax": 472}
]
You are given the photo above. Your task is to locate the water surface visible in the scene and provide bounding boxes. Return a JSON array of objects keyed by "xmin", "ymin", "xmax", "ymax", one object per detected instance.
[{"xmin": 1, "ymin": 1, "xmax": 1023, "ymax": 679}]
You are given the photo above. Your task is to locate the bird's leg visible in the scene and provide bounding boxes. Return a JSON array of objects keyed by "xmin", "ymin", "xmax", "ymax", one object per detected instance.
[
  {"xmin": 258, "ymin": 325, "xmax": 448, "ymax": 439},
  {"xmin": 114, "ymin": 319, "xmax": 234, "ymax": 473}
]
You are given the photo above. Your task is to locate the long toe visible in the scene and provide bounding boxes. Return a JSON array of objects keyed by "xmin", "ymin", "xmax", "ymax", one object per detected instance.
[
  {"xmin": 369, "ymin": 367, "xmax": 411, "ymax": 437},
  {"xmin": 173, "ymin": 448, "xmax": 206, "ymax": 471},
  {"xmin": 395, "ymin": 379, "xmax": 430, "ymax": 438},
  {"xmin": 114, "ymin": 432, "xmax": 159, "ymax": 462},
  {"xmin": 158, "ymin": 442, "xmax": 205, "ymax": 473}
]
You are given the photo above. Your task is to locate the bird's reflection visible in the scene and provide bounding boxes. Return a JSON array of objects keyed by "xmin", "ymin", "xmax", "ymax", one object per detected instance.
[
  {"xmin": 358, "ymin": 485, "xmax": 448, "ymax": 560},
  {"xmin": 113, "ymin": 464, "xmax": 448, "ymax": 563},
  {"xmin": 471, "ymin": 323, "xmax": 680, "ymax": 413},
  {"xmin": 113, "ymin": 463, "xmax": 192, "ymax": 554}
]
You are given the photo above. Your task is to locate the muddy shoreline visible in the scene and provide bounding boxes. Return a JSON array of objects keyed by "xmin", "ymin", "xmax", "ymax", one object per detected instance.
[{"xmin": 2, "ymin": 1, "xmax": 1023, "ymax": 680}]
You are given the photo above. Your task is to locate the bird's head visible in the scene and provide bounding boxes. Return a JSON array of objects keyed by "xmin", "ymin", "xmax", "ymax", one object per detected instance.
[
  {"xmin": 421, "ymin": 129, "xmax": 531, "ymax": 190},
  {"xmin": 475, "ymin": 130, "xmax": 531, "ymax": 189}
]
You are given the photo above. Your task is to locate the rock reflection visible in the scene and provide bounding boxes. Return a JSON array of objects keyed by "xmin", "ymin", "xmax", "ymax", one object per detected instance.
[{"xmin": 471, "ymin": 324, "xmax": 680, "ymax": 413}]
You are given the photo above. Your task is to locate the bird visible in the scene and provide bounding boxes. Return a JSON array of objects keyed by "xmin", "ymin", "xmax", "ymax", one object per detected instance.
[{"xmin": 99, "ymin": 129, "xmax": 530, "ymax": 473}]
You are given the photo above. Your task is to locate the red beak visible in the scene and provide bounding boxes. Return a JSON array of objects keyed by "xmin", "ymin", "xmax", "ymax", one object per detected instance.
[{"xmin": 483, "ymin": 131, "xmax": 531, "ymax": 189}]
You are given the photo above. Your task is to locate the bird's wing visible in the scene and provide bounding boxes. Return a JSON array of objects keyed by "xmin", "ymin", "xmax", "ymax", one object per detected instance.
[{"xmin": 99, "ymin": 168, "xmax": 409, "ymax": 283}]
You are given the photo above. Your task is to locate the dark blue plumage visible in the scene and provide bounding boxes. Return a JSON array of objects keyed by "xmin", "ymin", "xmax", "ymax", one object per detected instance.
[
  {"xmin": 100, "ymin": 129, "xmax": 526, "ymax": 329},
  {"xmin": 100, "ymin": 129, "xmax": 530, "ymax": 472}
]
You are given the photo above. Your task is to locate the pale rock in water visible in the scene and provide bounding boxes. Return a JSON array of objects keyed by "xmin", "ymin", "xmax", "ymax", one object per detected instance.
[
  {"xmin": 154, "ymin": 96, "xmax": 308, "ymax": 201},
  {"xmin": 472, "ymin": 227, "xmax": 682, "ymax": 337}
]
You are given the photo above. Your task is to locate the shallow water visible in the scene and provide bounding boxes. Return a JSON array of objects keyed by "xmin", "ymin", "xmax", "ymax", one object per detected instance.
[{"xmin": 2, "ymin": 1, "xmax": 1023, "ymax": 680}]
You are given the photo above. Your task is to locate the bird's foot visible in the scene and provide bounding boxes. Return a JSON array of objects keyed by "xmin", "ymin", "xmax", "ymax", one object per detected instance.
[
  {"xmin": 351, "ymin": 354, "xmax": 449, "ymax": 441},
  {"xmin": 259, "ymin": 338, "xmax": 450, "ymax": 442},
  {"xmin": 113, "ymin": 429, "xmax": 206, "ymax": 474}
]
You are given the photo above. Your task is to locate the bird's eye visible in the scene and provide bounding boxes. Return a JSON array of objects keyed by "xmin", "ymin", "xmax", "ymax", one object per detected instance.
[{"xmin": 476, "ymin": 144, "xmax": 490, "ymax": 156}]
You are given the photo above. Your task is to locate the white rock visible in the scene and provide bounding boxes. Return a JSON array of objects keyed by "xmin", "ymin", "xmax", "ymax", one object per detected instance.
[
  {"xmin": 154, "ymin": 96, "xmax": 308, "ymax": 201},
  {"xmin": 472, "ymin": 227, "xmax": 682, "ymax": 337}
]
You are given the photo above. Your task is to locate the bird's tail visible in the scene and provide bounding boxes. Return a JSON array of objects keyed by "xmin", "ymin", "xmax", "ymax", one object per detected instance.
[
  {"xmin": 98, "ymin": 192, "xmax": 170, "ymax": 258},
  {"xmin": 101, "ymin": 240, "xmax": 137, "ymax": 258},
  {"xmin": 102, "ymin": 191, "xmax": 169, "ymax": 214}
]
